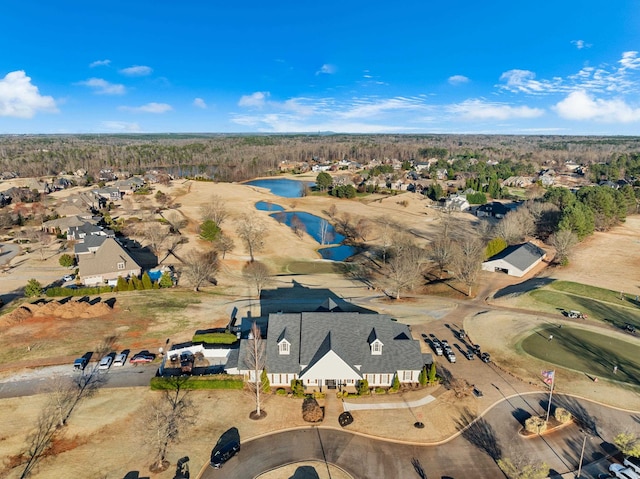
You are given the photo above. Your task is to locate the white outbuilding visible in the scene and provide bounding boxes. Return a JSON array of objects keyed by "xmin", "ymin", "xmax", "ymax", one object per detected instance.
[{"xmin": 482, "ymin": 242, "xmax": 546, "ymax": 277}]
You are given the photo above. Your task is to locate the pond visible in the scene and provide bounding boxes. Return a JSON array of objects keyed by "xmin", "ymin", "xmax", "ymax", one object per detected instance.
[
  {"xmin": 255, "ymin": 201, "xmax": 285, "ymax": 212},
  {"xmin": 318, "ymin": 245, "xmax": 359, "ymax": 261},
  {"xmin": 270, "ymin": 211, "xmax": 345, "ymax": 244},
  {"xmin": 245, "ymin": 178, "xmax": 314, "ymax": 198}
]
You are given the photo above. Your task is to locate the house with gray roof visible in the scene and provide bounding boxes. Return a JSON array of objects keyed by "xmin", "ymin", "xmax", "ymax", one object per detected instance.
[
  {"xmin": 229, "ymin": 307, "xmax": 431, "ymax": 392},
  {"xmin": 78, "ymin": 237, "xmax": 142, "ymax": 286},
  {"xmin": 482, "ymin": 242, "xmax": 546, "ymax": 277}
]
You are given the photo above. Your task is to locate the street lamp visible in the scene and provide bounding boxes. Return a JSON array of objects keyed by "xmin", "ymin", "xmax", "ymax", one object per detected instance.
[{"xmin": 577, "ymin": 430, "xmax": 591, "ymax": 479}]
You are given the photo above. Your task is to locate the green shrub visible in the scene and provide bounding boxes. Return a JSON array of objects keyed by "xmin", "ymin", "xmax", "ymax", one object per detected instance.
[
  {"xmin": 485, "ymin": 237, "xmax": 508, "ymax": 259},
  {"xmin": 150, "ymin": 375, "xmax": 243, "ymax": 390},
  {"xmin": 357, "ymin": 379, "xmax": 369, "ymax": 395},
  {"xmin": 192, "ymin": 332, "xmax": 238, "ymax": 345},
  {"xmin": 418, "ymin": 366, "xmax": 428, "ymax": 386},
  {"xmin": 276, "ymin": 388, "xmax": 287, "ymax": 396},
  {"xmin": 24, "ymin": 279, "xmax": 43, "ymax": 297},
  {"xmin": 45, "ymin": 286, "xmax": 114, "ymax": 297},
  {"xmin": 291, "ymin": 379, "xmax": 305, "ymax": 397},
  {"xmin": 374, "ymin": 387, "xmax": 387, "ymax": 394},
  {"xmin": 312, "ymin": 391, "xmax": 325, "ymax": 399},
  {"xmin": 59, "ymin": 254, "xmax": 75, "ymax": 268},
  {"xmin": 467, "ymin": 192, "xmax": 487, "ymax": 205},
  {"xmin": 141, "ymin": 272, "xmax": 153, "ymax": 290},
  {"xmin": 428, "ymin": 362, "xmax": 437, "ymax": 384},
  {"xmin": 159, "ymin": 272, "xmax": 173, "ymax": 288},
  {"xmin": 260, "ymin": 369, "xmax": 271, "ymax": 394},
  {"xmin": 554, "ymin": 407, "xmax": 572, "ymax": 424},
  {"xmin": 390, "ymin": 374, "xmax": 400, "ymax": 392},
  {"xmin": 525, "ymin": 416, "xmax": 547, "ymax": 434}
]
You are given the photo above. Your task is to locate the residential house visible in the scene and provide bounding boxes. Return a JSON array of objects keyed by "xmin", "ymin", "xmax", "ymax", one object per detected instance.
[
  {"xmin": 312, "ymin": 164, "xmax": 332, "ymax": 172},
  {"xmin": 443, "ymin": 194, "xmax": 470, "ymax": 211},
  {"xmin": 67, "ymin": 222, "xmax": 114, "ymax": 242},
  {"xmin": 502, "ymin": 176, "xmax": 534, "ymax": 188},
  {"xmin": 475, "ymin": 201, "xmax": 510, "ymax": 219},
  {"xmin": 482, "ymin": 242, "xmax": 546, "ymax": 277},
  {"xmin": 22, "ymin": 178, "xmax": 51, "ymax": 194},
  {"xmin": 114, "ymin": 176, "xmax": 145, "ymax": 194},
  {"xmin": 92, "ymin": 187, "xmax": 121, "ymax": 202},
  {"xmin": 42, "ymin": 216, "xmax": 97, "ymax": 235},
  {"xmin": 78, "ymin": 237, "xmax": 142, "ymax": 286},
  {"xmin": 434, "ymin": 168, "xmax": 448, "ymax": 180},
  {"xmin": 74, "ymin": 234, "xmax": 108, "ymax": 256},
  {"xmin": 229, "ymin": 302, "xmax": 431, "ymax": 392}
]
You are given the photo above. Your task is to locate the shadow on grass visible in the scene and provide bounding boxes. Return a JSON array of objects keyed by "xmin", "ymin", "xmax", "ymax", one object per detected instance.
[{"xmin": 494, "ymin": 277, "xmax": 555, "ymax": 299}]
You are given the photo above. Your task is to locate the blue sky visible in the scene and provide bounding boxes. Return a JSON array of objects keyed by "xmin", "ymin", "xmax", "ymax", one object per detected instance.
[{"xmin": 1, "ymin": 1, "xmax": 640, "ymax": 135}]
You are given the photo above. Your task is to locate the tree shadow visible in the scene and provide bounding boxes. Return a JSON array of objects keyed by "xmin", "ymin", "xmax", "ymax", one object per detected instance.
[
  {"xmin": 122, "ymin": 472, "xmax": 150, "ymax": 479},
  {"xmin": 493, "ymin": 277, "xmax": 555, "ymax": 299},
  {"xmin": 511, "ymin": 407, "xmax": 531, "ymax": 425},
  {"xmin": 289, "ymin": 465, "xmax": 320, "ymax": 479},
  {"xmin": 454, "ymin": 407, "xmax": 502, "ymax": 461},
  {"xmin": 411, "ymin": 458, "xmax": 427, "ymax": 479},
  {"xmin": 551, "ymin": 395, "xmax": 599, "ymax": 437}
]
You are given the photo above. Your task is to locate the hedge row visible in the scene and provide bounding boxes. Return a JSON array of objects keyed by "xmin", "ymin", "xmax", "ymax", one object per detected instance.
[
  {"xmin": 46, "ymin": 286, "xmax": 114, "ymax": 297},
  {"xmin": 192, "ymin": 332, "xmax": 238, "ymax": 345},
  {"xmin": 150, "ymin": 375, "xmax": 244, "ymax": 390}
]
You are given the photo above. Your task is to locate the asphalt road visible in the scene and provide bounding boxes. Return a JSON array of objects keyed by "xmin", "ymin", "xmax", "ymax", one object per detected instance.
[
  {"xmin": 0, "ymin": 362, "xmax": 158, "ymax": 399},
  {"xmin": 201, "ymin": 392, "xmax": 627, "ymax": 479}
]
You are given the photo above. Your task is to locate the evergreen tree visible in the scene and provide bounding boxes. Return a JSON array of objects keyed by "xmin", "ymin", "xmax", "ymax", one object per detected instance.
[
  {"xmin": 141, "ymin": 272, "xmax": 153, "ymax": 290},
  {"xmin": 315, "ymin": 171, "xmax": 333, "ymax": 191},
  {"xmin": 116, "ymin": 276, "xmax": 128, "ymax": 292},
  {"xmin": 418, "ymin": 366, "xmax": 428, "ymax": 386},
  {"xmin": 428, "ymin": 362, "xmax": 437, "ymax": 384},
  {"xmin": 24, "ymin": 278, "xmax": 43, "ymax": 297},
  {"xmin": 159, "ymin": 271, "xmax": 173, "ymax": 288},
  {"xmin": 199, "ymin": 219, "xmax": 221, "ymax": 242},
  {"xmin": 260, "ymin": 369, "xmax": 271, "ymax": 394}
]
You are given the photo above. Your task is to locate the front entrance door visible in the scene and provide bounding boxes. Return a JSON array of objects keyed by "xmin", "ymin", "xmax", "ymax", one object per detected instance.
[{"xmin": 325, "ymin": 379, "xmax": 337, "ymax": 389}]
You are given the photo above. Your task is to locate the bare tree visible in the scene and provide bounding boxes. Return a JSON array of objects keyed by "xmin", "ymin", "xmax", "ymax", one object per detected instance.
[
  {"xmin": 451, "ymin": 237, "xmax": 484, "ymax": 297},
  {"xmin": 374, "ymin": 216, "xmax": 401, "ymax": 264},
  {"xmin": 237, "ymin": 213, "xmax": 266, "ymax": 262},
  {"xmin": 181, "ymin": 249, "xmax": 219, "ymax": 292},
  {"xmin": 384, "ymin": 232, "xmax": 427, "ymax": 299},
  {"xmin": 199, "ymin": 194, "xmax": 229, "ymax": 226},
  {"xmin": 213, "ymin": 232, "xmax": 235, "ymax": 259},
  {"xmin": 242, "ymin": 261, "xmax": 272, "ymax": 297},
  {"xmin": 18, "ymin": 336, "xmax": 115, "ymax": 478},
  {"xmin": 162, "ymin": 210, "xmax": 188, "ymax": 235},
  {"xmin": 290, "ymin": 214, "xmax": 306, "ymax": 239},
  {"xmin": 141, "ymin": 223, "xmax": 172, "ymax": 257},
  {"xmin": 144, "ymin": 376, "xmax": 197, "ymax": 472},
  {"xmin": 245, "ymin": 321, "xmax": 266, "ymax": 418},
  {"xmin": 495, "ymin": 208, "xmax": 535, "ymax": 245},
  {"xmin": 318, "ymin": 218, "xmax": 334, "ymax": 245},
  {"xmin": 548, "ymin": 229, "xmax": 578, "ymax": 265},
  {"xmin": 428, "ymin": 236, "xmax": 454, "ymax": 279}
]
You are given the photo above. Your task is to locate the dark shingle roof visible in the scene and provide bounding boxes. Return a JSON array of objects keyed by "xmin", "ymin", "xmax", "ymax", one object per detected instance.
[{"xmin": 487, "ymin": 242, "xmax": 546, "ymax": 271}]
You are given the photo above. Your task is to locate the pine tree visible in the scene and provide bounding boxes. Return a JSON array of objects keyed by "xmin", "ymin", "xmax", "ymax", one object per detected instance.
[
  {"xmin": 428, "ymin": 362, "xmax": 437, "ymax": 384},
  {"xmin": 141, "ymin": 272, "xmax": 153, "ymax": 290}
]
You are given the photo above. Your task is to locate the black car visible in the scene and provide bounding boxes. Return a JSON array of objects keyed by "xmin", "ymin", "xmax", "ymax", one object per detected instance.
[
  {"xmin": 210, "ymin": 440, "xmax": 240, "ymax": 469},
  {"xmin": 463, "ymin": 350, "xmax": 474, "ymax": 360},
  {"xmin": 481, "ymin": 352, "xmax": 491, "ymax": 363}
]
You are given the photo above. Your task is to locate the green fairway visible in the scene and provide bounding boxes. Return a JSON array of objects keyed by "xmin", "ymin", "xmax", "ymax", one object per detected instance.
[
  {"xmin": 520, "ymin": 326, "xmax": 640, "ymax": 386},
  {"xmin": 529, "ymin": 287, "xmax": 640, "ymax": 331}
]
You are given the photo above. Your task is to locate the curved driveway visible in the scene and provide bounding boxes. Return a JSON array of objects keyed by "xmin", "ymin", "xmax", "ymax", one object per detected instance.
[{"xmin": 202, "ymin": 392, "xmax": 632, "ymax": 479}]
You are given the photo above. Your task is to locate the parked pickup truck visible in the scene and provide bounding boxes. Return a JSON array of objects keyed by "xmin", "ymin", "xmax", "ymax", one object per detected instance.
[
  {"xmin": 180, "ymin": 352, "xmax": 194, "ymax": 374},
  {"xmin": 73, "ymin": 358, "xmax": 87, "ymax": 371}
]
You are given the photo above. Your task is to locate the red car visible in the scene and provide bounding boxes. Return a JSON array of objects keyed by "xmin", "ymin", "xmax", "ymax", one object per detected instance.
[{"xmin": 130, "ymin": 351, "xmax": 156, "ymax": 364}]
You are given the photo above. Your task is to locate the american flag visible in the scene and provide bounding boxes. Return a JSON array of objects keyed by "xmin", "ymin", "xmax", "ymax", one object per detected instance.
[{"xmin": 541, "ymin": 370, "xmax": 555, "ymax": 385}]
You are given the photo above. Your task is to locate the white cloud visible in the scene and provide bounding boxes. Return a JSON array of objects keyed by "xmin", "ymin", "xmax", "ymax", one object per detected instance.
[
  {"xmin": 448, "ymin": 75, "xmax": 469, "ymax": 85},
  {"xmin": 0, "ymin": 70, "xmax": 57, "ymax": 118},
  {"xmin": 119, "ymin": 65, "xmax": 153, "ymax": 76},
  {"xmin": 238, "ymin": 91, "xmax": 270, "ymax": 108},
  {"xmin": 316, "ymin": 64, "xmax": 336, "ymax": 75},
  {"xmin": 89, "ymin": 59, "xmax": 111, "ymax": 68},
  {"xmin": 339, "ymin": 97, "xmax": 428, "ymax": 119},
  {"xmin": 498, "ymin": 69, "xmax": 559, "ymax": 94},
  {"xmin": 101, "ymin": 121, "xmax": 141, "ymax": 132},
  {"xmin": 76, "ymin": 78, "xmax": 126, "ymax": 95},
  {"xmin": 619, "ymin": 51, "xmax": 640, "ymax": 71},
  {"xmin": 193, "ymin": 98, "xmax": 207, "ymax": 109},
  {"xmin": 571, "ymin": 40, "xmax": 591, "ymax": 50},
  {"xmin": 449, "ymin": 99, "xmax": 544, "ymax": 120},
  {"xmin": 119, "ymin": 102, "xmax": 173, "ymax": 113},
  {"xmin": 554, "ymin": 90, "xmax": 640, "ymax": 122}
]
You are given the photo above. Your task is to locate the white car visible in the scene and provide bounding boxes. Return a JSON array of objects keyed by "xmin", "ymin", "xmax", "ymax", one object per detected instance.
[
  {"xmin": 98, "ymin": 355, "xmax": 113, "ymax": 370},
  {"xmin": 625, "ymin": 457, "xmax": 640, "ymax": 475},
  {"xmin": 112, "ymin": 353, "xmax": 127, "ymax": 367},
  {"xmin": 63, "ymin": 274, "xmax": 74, "ymax": 282},
  {"xmin": 610, "ymin": 463, "xmax": 640, "ymax": 479}
]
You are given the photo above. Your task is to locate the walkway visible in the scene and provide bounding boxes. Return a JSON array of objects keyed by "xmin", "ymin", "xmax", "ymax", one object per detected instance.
[{"xmin": 342, "ymin": 393, "xmax": 435, "ymax": 411}]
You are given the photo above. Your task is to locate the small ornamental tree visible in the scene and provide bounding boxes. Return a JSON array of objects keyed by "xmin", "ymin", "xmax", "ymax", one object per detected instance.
[
  {"xmin": 418, "ymin": 366, "xmax": 428, "ymax": 386},
  {"xmin": 260, "ymin": 369, "xmax": 271, "ymax": 394},
  {"xmin": 141, "ymin": 272, "xmax": 153, "ymax": 290},
  {"xmin": 357, "ymin": 379, "xmax": 369, "ymax": 395},
  {"xmin": 59, "ymin": 254, "xmax": 75, "ymax": 268},
  {"xmin": 553, "ymin": 407, "xmax": 572, "ymax": 424},
  {"xmin": 116, "ymin": 276, "xmax": 128, "ymax": 292},
  {"xmin": 485, "ymin": 237, "xmax": 508, "ymax": 259},
  {"xmin": 25, "ymin": 278, "xmax": 43, "ymax": 297},
  {"xmin": 614, "ymin": 432, "xmax": 640, "ymax": 457},
  {"xmin": 199, "ymin": 219, "xmax": 221, "ymax": 243},
  {"xmin": 391, "ymin": 374, "xmax": 400, "ymax": 392},
  {"xmin": 159, "ymin": 272, "xmax": 173, "ymax": 288},
  {"xmin": 428, "ymin": 362, "xmax": 437, "ymax": 384}
]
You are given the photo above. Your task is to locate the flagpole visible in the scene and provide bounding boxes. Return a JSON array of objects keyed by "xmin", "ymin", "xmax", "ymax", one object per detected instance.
[{"xmin": 545, "ymin": 370, "xmax": 555, "ymax": 423}]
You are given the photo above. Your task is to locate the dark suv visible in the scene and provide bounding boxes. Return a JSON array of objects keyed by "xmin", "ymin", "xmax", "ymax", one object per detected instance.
[{"xmin": 210, "ymin": 440, "xmax": 240, "ymax": 469}]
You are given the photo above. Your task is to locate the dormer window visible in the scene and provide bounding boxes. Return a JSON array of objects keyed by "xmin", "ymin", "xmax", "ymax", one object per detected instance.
[
  {"xmin": 370, "ymin": 339, "xmax": 383, "ymax": 355},
  {"xmin": 278, "ymin": 339, "xmax": 290, "ymax": 355}
]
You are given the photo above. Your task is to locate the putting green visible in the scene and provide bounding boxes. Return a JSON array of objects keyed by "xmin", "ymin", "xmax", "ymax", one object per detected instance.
[{"xmin": 520, "ymin": 326, "xmax": 640, "ymax": 386}]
